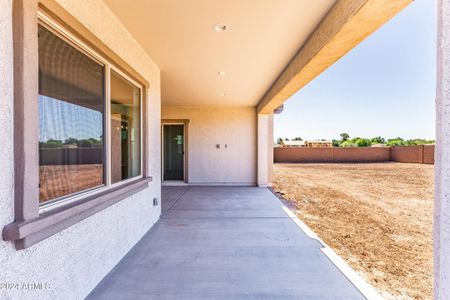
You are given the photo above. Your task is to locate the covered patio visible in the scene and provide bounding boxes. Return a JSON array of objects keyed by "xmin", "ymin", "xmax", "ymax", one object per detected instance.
[
  {"xmin": 4, "ymin": 1, "xmax": 450, "ymax": 299},
  {"xmin": 87, "ymin": 187, "xmax": 365, "ymax": 299}
]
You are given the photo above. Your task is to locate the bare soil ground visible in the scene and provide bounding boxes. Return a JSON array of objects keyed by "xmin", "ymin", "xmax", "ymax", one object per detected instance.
[
  {"xmin": 40, "ymin": 164, "xmax": 103, "ymax": 202},
  {"xmin": 272, "ymin": 163, "xmax": 433, "ymax": 300}
]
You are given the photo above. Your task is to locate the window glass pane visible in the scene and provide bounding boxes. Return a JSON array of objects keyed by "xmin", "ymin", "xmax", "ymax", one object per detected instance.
[
  {"xmin": 110, "ymin": 71, "xmax": 141, "ymax": 183},
  {"xmin": 38, "ymin": 24, "xmax": 105, "ymax": 204}
]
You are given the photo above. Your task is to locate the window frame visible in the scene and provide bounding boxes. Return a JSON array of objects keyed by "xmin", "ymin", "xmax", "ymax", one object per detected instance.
[
  {"xmin": 2, "ymin": 2, "xmax": 151, "ymax": 250},
  {"xmin": 108, "ymin": 66, "xmax": 144, "ymax": 187},
  {"xmin": 37, "ymin": 14, "xmax": 145, "ymax": 213}
]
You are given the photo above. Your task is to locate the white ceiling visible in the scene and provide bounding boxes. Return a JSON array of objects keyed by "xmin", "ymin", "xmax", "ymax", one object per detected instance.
[{"xmin": 103, "ymin": 0, "xmax": 336, "ymax": 106}]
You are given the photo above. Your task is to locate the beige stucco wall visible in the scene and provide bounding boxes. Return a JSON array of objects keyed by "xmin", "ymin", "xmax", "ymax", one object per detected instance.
[
  {"xmin": 0, "ymin": 1, "xmax": 161, "ymax": 299},
  {"xmin": 162, "ymin": 106, "xmax": 257, "ymax": 185}
]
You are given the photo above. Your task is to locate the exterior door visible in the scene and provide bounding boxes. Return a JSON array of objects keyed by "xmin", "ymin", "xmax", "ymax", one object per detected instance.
[{"xmin": 163, "ymin": 124, "xmax": 184, "ymax": 181}]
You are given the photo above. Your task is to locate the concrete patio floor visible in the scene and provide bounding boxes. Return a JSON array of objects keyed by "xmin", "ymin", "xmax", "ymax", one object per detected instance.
[{"xmin": 87, "ymin": 186, "xmax": 365, "ymax": 299}]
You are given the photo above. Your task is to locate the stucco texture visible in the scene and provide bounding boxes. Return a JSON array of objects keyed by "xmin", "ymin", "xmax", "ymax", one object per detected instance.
[
  {"xmin": 435, "ymin": 1, "xmax": 450, "ymax": 298},
  {"xmin": 162, "ymin": 106, "xmax": 257, "ymax": 185},
  {"xmin": 0, "ymin": 1, "xmax": 161, "ymax": 299}
]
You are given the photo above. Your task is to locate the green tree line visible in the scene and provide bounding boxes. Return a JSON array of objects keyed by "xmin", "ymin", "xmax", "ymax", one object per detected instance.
[
  {"xmin": 332, "ymin": 133, "xmax": 434, "ymax": 147},
  {"xmin": 39, "ymin": 137, "xmax": 103, "ymax": 149}
]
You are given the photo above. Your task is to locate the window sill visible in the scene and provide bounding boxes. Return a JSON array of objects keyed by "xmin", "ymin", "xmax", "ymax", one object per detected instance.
[{"xmin": 2, "ymin": 176, "xmax": 152, "ymax": 250}]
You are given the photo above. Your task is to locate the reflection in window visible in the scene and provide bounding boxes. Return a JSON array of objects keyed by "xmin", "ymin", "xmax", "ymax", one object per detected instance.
[
  {"xmin": 38, "ymin": 24, "xmax": 105, "ymax": 203},
  {"xmin": 110, "ymin": 71, "xmax": 141, "ymax": 183}
]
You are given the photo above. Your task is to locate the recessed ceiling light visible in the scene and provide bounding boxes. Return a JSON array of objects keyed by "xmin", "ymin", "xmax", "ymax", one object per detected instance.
[
  {"xmin": 220, "ymin": 93, "xmax": 227, "ymax": 97},
  {"xmin": 214, "ymin": 24, "xmax": 228, "ymax": 32},
  {"xmin": 218, "ymin": 71, "xmax": 226, "ymax": 76}
]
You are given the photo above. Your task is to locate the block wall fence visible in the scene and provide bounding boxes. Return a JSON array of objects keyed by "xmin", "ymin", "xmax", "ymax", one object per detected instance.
[{"xmin": 273, "ymin": 145, "xmax": 435, "ymax": 164}]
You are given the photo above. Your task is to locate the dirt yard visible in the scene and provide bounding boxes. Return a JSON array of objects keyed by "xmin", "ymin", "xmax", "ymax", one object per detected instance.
[{"xmin": 272, "ymin": 163, "xmax": 433, "ymax": 300}]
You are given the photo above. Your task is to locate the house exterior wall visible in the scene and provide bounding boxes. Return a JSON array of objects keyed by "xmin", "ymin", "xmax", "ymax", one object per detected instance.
[
  {"xmin": 0, "ymin": 1, "xmax": 161, "ymax": 299},
  {"xmin": 435, "ymin": 1, "xmax": 450, "ymax": 298},
  {"xmin": 162, "ymin": 106, "xmax": 257, "ymax": 185}
]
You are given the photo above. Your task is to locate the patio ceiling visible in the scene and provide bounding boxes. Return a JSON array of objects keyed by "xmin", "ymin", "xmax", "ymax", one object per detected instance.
[{"xmin": 103, "ymin": 0, "xmax": 335, "ymax": 106}]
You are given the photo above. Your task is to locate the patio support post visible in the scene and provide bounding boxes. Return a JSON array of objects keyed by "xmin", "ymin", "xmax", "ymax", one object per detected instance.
[
  {"xmin": 257, "ymin": 113, "xmax": 273, "ymax": 187},
  {"xmin": 268, "ymin": 113, "xmax": 274, "ymax": 184},
  {"xmin": 435, "ymin": 0, "xmax": 450, "ymax": 298}
]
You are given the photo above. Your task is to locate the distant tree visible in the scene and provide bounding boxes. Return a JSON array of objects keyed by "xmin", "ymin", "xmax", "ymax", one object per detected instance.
[
  {"xmin": 332, "ymin": 139, "xmax": 341, "ymax": 147},
  {"xmin": 76, "ymin": 138, "xmax": 102, "ymax": 148},
  {"xmin": 64, "ymin": 137, "xmax": 78, "ymax": 145},
  {"xmin": 405, "ymin": 138, "xmax": 435, "ymax": 146},
  {"xmin": 276, "ymin": 137, "xmax": 283, "ymax": 144},
  {"xmin": 284, "ymin": 138, "xmax": 290, "ymax": 141},
  {"xmin": 341, "ymin": 140, "xmax": 357, "ymax": 147},
  {"xmin": 333, "ymin": 135, "xmax": 433, "ymax": 147},
  {"xmin": 340, "ymin": 133, "xmax": 350, "ymax": 142},
  {"xmin": 77, "ymin": 139, "xmax": 93, "ymax": 148},
  {"xmin": 40, "ymin": 139, "xmax": 63, "ymax": 148},
  {"xmin": 88, "ymin": 138, "xmax": 102, "ymax": 146},
  {"xmin": 386, "ymin": 137, "xmax": 406, "ymax": 146},
  {"xmin": 371, "ymin": 136, "xmax": 386, "ymax": 144},
  {"xmin": 387, "ymin": 140, "xmax": 406, "ymax": 146},
  {"xmin": 355, "ymin": 138, "xmax": 372, "ymax": 147},
  {"xmin": 293, "ymin": 137, "xmax": 303, "ymax": 141}
]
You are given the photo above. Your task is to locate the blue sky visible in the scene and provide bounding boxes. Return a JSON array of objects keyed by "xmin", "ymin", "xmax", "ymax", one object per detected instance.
[
  {"xmin": 274, "ymin": 0, "xmax": 436, "ymax": 141},
  {"xmin": 39, "ymin": 96, "xmax": 103, "ymax": 142}
]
